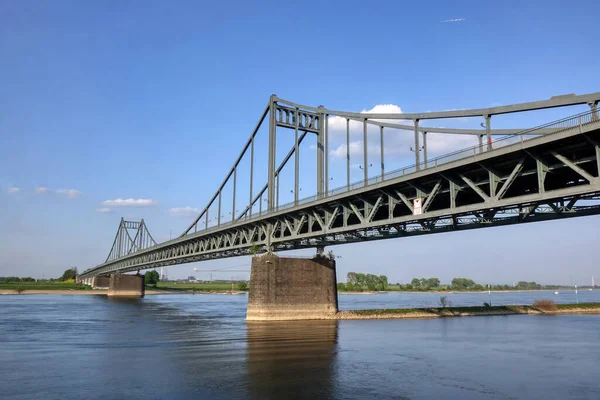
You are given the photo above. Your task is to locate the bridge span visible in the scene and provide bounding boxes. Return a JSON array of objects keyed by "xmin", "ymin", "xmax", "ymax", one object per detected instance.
[{"xmin": 78, "ymin": 92, "xmax": 600, "ymax": 319}]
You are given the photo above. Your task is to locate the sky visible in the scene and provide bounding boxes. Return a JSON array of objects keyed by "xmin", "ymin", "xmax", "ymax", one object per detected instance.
[{"xmin": 1, "ymin": 0, "xmax": 599, "ymax": 285}]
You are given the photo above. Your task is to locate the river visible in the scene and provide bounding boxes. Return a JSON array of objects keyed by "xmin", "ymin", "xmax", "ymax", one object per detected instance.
[{"xmin": 1, "ymin": 291, "xmax": 599, "ymax": 399}]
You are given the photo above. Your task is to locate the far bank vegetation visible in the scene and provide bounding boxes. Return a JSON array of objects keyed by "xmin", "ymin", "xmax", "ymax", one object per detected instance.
[{"xmin": 337, "ymin": 273, "xmax": 560, "ymax": 293}]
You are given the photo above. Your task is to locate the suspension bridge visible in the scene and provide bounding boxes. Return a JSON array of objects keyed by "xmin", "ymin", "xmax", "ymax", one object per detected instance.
[{"xmin": 77, "ymin": 91, "xmax": 600, "ymax": 318}]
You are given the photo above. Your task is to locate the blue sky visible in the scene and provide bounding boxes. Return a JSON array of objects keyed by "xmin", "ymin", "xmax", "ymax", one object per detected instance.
[{"xmin": 1, "ymin": 0, "xmax": 599, "ymax": 284}]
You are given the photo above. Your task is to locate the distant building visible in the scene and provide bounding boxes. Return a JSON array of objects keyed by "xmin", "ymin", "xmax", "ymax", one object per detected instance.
[{"xmin": 187, "ymin": 276, "xmax": 197, "ymax": 282}]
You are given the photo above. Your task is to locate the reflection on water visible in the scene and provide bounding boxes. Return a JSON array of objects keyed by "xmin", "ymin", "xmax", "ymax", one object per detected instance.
[
  {"xmin": 246, "ymin": 321, "xmax": 338, "ymax": 399},
  {"xmin": 1, "ymin": 293, "xmax": 599, "ymax": 399}
]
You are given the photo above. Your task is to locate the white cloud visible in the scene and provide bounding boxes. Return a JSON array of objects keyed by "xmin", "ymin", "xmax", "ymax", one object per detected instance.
[
  {"xmin": 169, "ymin": 206, "xmax": 200, "ymax": 217},
  {"xmin": 35, "ymin": 186, "xmax": 49, "ymax": 194},
  {"xmin": 363, "ymin": 104, "xmax": 405, "ymax": 114},
  {"xmin": 442, "ymin": 18, "xmax": 465, "ymax": 23},
  {"xmin": 326, "ymin": 103, "xmax": 480, "ymax": 161},
  {"xmin": 102, "ymin": 198, "xmax": 157, "ymax": 207},
  {"xmin": 7, "ymin": 187, "xmax": 20, "ymax": 194},
  {"xmin": 56, "ymin": 189, "xmax": 82, "ymax": 199},
  {"xmin": 330, "ymin": 141, "xmax": 364, "ymax": 158},
  {"xmin": 96, "ymin": 208, "xmax": 112, "ymax": 213}
]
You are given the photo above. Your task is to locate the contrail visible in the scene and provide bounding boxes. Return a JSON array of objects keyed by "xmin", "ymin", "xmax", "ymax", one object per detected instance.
[{"xmin": 442, "ymin": 18, "xmax": 465, "ymax": 23}]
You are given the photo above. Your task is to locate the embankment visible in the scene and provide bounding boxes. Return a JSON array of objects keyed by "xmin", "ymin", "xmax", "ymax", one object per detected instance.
[{"xmin": 336, "ymin": 303, "xmax": 600, "ymax": 320}]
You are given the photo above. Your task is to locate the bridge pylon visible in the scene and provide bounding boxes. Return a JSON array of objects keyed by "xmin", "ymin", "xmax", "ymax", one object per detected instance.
[{"xmin": 105, "ymin": 218, "xmax": 157, "ymax": 263}]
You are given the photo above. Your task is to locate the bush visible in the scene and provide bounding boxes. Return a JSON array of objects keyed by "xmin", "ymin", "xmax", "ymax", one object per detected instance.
[
  {"xmin": 439, "ymin": 295, "xmax": 451, "ymax": 309},
  {"xmin": 533, "ymin": 299, "xmax": 557, "ymax": 311},
  {"xmin": 236, "ymin": 281, "xmax": 248, "ymax": 291}
]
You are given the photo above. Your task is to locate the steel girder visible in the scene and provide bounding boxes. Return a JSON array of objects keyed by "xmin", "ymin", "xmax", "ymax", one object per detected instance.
[{"xmin": 79, "ymin": 121, "xmax": 600, "ymax": 277}]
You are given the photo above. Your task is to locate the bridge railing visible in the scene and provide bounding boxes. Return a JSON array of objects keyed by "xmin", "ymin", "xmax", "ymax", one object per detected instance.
[{"xmin": 189, "ymin": 109, "xmax": 598, "ymax": 236}]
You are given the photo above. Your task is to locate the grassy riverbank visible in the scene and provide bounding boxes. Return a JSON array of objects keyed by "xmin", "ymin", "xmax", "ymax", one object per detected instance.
[
  {"xmin": 147, "ymin": 282, "xmax": 242, "ymax": 293},
  {"xmin": 337, "ymin": 303, "xmax": 600, "ymax": 320},
  {"xmin": 0, "ymin": 282, "xmax": 92, "ymax": 292}
]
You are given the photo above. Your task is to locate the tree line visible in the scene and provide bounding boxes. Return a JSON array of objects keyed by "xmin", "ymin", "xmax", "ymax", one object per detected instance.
[
  {"xmin": 337, "ymin": 273, "xmax": 549, "ymax": 292},
  {"xmin": 337, "ymin": 273, "xmax": 389, "ymax": 292},
  {"xmin": 1, "ymin": 267, "xmax": 79, "ymax": 283}
]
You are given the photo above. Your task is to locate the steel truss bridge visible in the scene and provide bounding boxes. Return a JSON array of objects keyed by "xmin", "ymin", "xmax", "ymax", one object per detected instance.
[{"xmin": 79, "ymin": 92, "xmax": 600, "ymax": 278}]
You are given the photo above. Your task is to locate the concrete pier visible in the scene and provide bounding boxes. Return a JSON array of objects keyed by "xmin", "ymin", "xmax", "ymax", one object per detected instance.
[
  {"xmin": 94, "ymin": 275, "xmax": 110, "ymax": 289},
  {"xmin": 246, "ymin": 254, "xmax": 338, "ymax": 321},
  {"xmin": 107, "ymin": 273, "xmax": 145, "ymax": 297}
]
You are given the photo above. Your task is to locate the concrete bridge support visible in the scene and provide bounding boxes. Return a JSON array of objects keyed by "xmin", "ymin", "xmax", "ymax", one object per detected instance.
[
  {"xmin": 107, "ymin": 273, "xmax": 145, "ymax": 297},
  {"xmin": 94, "ymin": 275, "xmax": 110, "ymax": 289},
  {"xmin": 246, "ymin": 254, "xmax": 338, "ymax": 321}
]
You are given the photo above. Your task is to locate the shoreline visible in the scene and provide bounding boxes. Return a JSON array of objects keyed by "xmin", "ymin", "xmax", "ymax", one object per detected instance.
[
  {"xmin": 334, "ymin": 304, "xmax": 600, "ymax": 320},
  {"xmin": 340, "ymin": 289, "xmax": 579, "ymax": 295},
  {"xmin": 0, "ymin": 288, "xmax": 588, "ymax": 296},
  {"xmin": 0, "ymin": 289, "xmax": 247, "ymax": 295}
]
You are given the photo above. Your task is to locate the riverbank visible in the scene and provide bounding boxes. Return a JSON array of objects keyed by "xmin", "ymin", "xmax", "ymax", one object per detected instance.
[
  {"xmin": 339, "ymin": 289, "xmax": 583, "ymax": 295},
  {"xmin": 0, "ymin": 289, "xmax": 247, "ymax": 295},
  {"xmin": 335, "ymin": 303, "xmax": 600, "ymax": 320}
]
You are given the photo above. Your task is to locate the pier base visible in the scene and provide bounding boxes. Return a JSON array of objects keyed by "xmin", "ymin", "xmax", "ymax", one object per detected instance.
[
  {"xmin": 93, "ymin": 275, "xmax": 110, "ymax": 289},
  {"xmin": 246, "ymin": 254, "xmax": 338, "ymax": 321},
  {"xmin": 107, "ymin": 274, "xmax": 145, "ymax": 297}
]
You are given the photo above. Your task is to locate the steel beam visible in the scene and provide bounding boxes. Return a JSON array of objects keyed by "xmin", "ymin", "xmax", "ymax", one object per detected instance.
[
  {"xmin": 460, "ymin": 174, "xmax": 489, "ymax": 202},
  {"xmin": 414, "ymin": 119, "xmax": 420, "ymax": 169},
  {"xmin": 380, "ymin": 126, "xmax": 385, "ymax": 180},
  {"xmin": 325, "ymin": 113, "xmax": 329, "ymax": 193},
  {"xmin": 485, "ymin": 115, "xmax": 492, "ymax": 151},
  {"xmin": 551, "ymin": 151, "xmax": 596, "ymax": 182},
  {"xmin": 218, "ymin": 191, "xmax": 222, "ymax": 225},
  {"xmin": 268, "ymin": 97, "xmax": 277, "ymax": 210},
  {"xmin": 232, "ymin": 167, "xmax": 237, "ymax": 220},
  {"xmin": 317, "ymin": 107, "xmax": 325, "ymax": 197},
  {"xmin": 249, "ymin": 137, "xmax": 254, "ymax": 217},
  {"xmin": 496, "ymin": 158, "xmax": 525, "ymax": 200},
  {"xmin": 363, "ymin": 118, "xmax": 368, "ymax": 184},
  {"xmin": 294, "ymin": 108, "xmax": 299, "ymax": 204},
  {"xmin": 423, "ymin": 131, "xmax": 428, "ymax": 168},
  {"xmin": 275, "ymin": 92, "xmax": 600, "ymax": 120},
  {"xmin": 346, "ymin": 118, "xmax": 350, "ymax": 190}
]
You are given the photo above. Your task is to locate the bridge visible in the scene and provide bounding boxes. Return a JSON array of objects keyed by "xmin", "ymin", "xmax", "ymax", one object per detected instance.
[{"xmin": 78, "ymin": 92, "xmax": 600, "ymax": 319}]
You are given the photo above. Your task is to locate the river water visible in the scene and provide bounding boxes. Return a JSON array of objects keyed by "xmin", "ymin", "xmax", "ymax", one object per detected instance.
[{"xmin": 1, "ymin": 291, "xmax": 599, "ymax": 400}]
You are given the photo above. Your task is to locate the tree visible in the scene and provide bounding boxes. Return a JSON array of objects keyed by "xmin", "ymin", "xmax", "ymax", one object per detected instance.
[
  {"xmin": 378, "ymin": 275, "xmax": 389, "ymax": 291},
  {"xmin": 451, "ymin": 278, "xmax": 476, "ymax": 291},
  {"xmin": 145, "ymin": 270, "xmax": 160, "ymax": 286},
  {"xmin": 347, "ymin": 272, "xmax": 358, "ymax": 285},
  {"xmin": 337, "ymin": 282, "xmax": 347, "ymax": 292},
  {"xmin": 236, "ymin": 281, "xmax": 248, "ymax": 291},
  {"xmin": 411, "ymin": 278, "xmax": 421, "ymax": 289},
  {"xmin": 249, "ymin": 244, "xmax": 263, "ymax": 255},
  {"xmin": 426, "ymin": 278, "xmax": 440, "ymax": 288},
  {"xmin": 439, "ymin": 295, "xmax": 451, "ymax": 309},
  {"xmin": 60, "ymin": 267, "xmax": 78, "ymax": 281}
]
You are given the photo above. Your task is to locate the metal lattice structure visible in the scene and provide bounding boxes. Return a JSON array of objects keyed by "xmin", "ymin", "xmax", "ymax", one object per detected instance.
[
  {"xmin": 79, "ymin": 92, "xmax": 600, "ymax": 278},
  {"xmin": 105, "ymin": 218, "xmax": 157, "ymax": 262}
]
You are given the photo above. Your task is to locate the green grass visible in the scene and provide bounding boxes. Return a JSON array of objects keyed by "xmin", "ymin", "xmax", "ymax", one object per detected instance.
[
  {"xmin": 556, "ymin": 302, "xmax": 600, "ymax": 310},
  {"xmin": 349, "ymin": 308, "xmax": 425, "ymax": 315},
  {"xmin": 150, "ymin": 282, "xmax": 237, "ymax": 292},
  {"xmin": 347, "ymin": 303, "xmax": 600, "ymax": 317},
  {"xmin": 0, "ymin": 282, "xmax": 92, "ymax": 291},
  {"xmin": 348, "ymin": 305, "xmax": 530, "ymax": 316}
]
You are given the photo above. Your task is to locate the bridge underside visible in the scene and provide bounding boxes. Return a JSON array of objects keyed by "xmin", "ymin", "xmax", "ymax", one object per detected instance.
[{"xmin": 79, "ymin": 121, "xmax": 600, "ymax": 277}]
